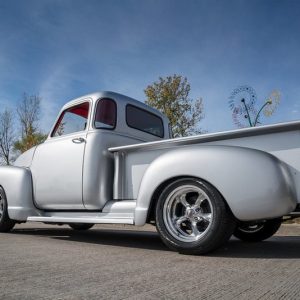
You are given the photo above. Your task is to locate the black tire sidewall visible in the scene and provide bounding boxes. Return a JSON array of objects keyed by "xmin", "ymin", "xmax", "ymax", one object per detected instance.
[
  {"xmin": 0, "ymin": 187, "xmax": 6, "ymax": 225},
  {"xmin": 0, "ymin": 187, "xmax": 15, "ymax": 232},
  {"xmin": 234, "ymin": 218, "xmax": 282, "ymax": 242}
]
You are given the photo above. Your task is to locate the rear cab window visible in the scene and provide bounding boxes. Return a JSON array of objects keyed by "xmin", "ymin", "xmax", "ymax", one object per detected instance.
[
  {"xmin": 126, "ymin": 104, "xmax": 164, "ymax": 138},
  {"xmin": 51, "ymin": 102, "xmax": 90, "ymax": 137},
  {"xmin": 94, "ymin": 98, "xmax": 117, "ymax": 129}
]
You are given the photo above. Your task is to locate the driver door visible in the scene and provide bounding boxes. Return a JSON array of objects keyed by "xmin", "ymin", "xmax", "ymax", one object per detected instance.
[{"xmin": 31, "ymin": 100, "xmax": 90, "ymax": 210}]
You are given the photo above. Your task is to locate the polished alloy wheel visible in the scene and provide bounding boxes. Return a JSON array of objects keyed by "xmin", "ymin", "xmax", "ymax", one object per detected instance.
[
  {"xmin": 238, "ymin": 223, "xmax": 264, "ymax": 234},
  {"xmin": 233, "ymin": 218, "xmax": 282, "ymax": 242},
  {"xmin": 163, "ymin": 184, "xmax": 214, "ymax": 242}
]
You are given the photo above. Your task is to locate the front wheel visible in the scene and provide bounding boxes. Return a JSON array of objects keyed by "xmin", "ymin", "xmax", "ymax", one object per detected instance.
[
  {"xmin": 69, "ymin": 223, "xmax": 94, "ymax": 231},
  {"xmin": 155, "ymin": 178, "xmax": 236, "ymax": 255},
  {"xmin": 0, "ymin": 187, "xmax": 15, "ymax": 232},
  {"xmin": 233, "ymin": 218, "xmax": 282, "ymax": 242}
]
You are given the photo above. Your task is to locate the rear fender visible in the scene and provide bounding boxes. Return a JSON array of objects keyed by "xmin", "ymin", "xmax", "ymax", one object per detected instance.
[{"xmin": 135, "ymin": 145, "xmax": 297, "ymax": 225}]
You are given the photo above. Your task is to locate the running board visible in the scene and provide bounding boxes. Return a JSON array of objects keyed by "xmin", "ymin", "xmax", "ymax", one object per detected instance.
[
  {"xmin": 27, "ymin": 214, "xmax": 134, "ymax": 225},
  {"xmin": 27, "ymin": 200, "xmax": 136, "ymax": 225}
]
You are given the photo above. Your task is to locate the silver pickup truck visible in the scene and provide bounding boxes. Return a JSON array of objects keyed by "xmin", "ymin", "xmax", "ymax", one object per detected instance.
[{"xmin": 0, "ymin": 91, "xmax": 299, "ymax": 254}]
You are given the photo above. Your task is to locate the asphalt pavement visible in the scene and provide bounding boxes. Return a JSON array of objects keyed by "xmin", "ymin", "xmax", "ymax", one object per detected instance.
[{"xmin": 0, "ymin": 223, "xmax": 299, "ymax": 300}]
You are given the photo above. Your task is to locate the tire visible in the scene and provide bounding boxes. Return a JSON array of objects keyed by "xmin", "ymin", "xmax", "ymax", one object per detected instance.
[
  {"xmin": 233, "ymin": 218, "xmax": 282, "ymax": 242},
  {"xmin": 0, "ymin": 187, "xmax": 15, "ymax": 232},
  {"xmin": 155, "ymin": 178, "xmax": 236, "ymax": 255},
  {"xmin": 69, "ymin": 223, "xmax": 94, "ymax": 231}
]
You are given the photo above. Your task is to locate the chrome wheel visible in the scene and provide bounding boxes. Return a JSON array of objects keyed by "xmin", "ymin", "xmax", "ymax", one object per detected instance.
[
  {"xmin": 163, "ymin": 184, "xmax": 214, "ymax": 242},
  {"xmin": 233, "ymin": 218, "xmax": 282, "ymax": 242},
  {"xmin": 156, "ymin": 178, "xmax": 236, "ymax": 254},
  {"xmin": 238, "ymin": 223, "xmax": 264, "ymax": 234}
]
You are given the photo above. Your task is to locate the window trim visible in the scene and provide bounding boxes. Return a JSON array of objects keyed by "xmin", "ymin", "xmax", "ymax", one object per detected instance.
[
  {"xmin": 93, "ymin": 97, "xmax": 117, "ymax": 130},
  {"xmin": 125, "ymin": 104, "xmax": 164, "ymax": 138},
  {"xmin": 50, "ymin": 100, "xmax": 91, "ymax": 138}
]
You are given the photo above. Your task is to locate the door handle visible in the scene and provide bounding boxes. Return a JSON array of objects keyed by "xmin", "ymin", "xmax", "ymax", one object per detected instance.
[{"xmin": 72, "ymin": 137, "xmax": 86, "ymax": 144}]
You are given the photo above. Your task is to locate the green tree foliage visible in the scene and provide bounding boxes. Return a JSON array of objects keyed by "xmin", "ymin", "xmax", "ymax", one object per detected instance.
[
  {"xmin": 14, "ymin": 93, "xmax": 47, "ymax": 154},
  {"xmin": 144, "ymin": 75, "xmax": 204, "ymax": 137},
  {"xmin": 14, "ymin": 131, "xmax": 46, "ymax": 154}
]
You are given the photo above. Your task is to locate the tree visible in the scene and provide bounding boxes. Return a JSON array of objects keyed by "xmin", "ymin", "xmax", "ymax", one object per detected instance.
[
  {"xmin": 0, "ymin": 109, "xmax": 15, "ymax": 165},
  {"xmin": 17, "ymin": 93, "xmax": 41, "ymax": 137},
  {"xmin": 144, "ymin": 75, "xmax": 204, "ymax": 137},
  {"xmin": 14, "ymin": 132, "xmax": 46, "ymax": 154},
  {"xmin": 14, "ymin": 93, "xmax": 47, "ymax": 153}
]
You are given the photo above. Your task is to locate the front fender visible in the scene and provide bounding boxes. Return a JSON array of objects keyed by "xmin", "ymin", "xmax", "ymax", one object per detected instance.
[
  {"xmin": 135, "ymin": 145, "xmax": 297, "ymax": 225},
  {"xmin": 0, "ymin": 166, "xmax": 38, "ymax": 221}
]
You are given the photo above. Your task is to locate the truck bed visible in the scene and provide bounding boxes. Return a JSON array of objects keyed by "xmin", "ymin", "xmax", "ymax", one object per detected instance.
[
  {"xmin": 110, "ymin": 120, "xmax": 300, "ymax": 204},
  {"xmin": 109, "ymin": 120, "xmax": 300, "ymax": 153}
]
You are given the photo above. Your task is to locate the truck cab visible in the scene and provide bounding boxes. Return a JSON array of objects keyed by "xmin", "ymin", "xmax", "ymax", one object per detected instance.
[{"xmin": 15, "ymin": 91, "xmax": 170, "ymax": 211}]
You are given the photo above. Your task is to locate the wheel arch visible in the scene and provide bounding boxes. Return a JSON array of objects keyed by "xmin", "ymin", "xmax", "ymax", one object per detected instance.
[
  {"xmin": 146, "ymin": 175, "xmax": 233, "ymax": 224},
  {"xmin": 146, "ymin": 176, "xmax": 186, "ymax": 223}
]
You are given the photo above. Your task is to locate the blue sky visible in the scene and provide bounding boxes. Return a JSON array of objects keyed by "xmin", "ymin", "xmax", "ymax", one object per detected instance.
[{"xmin": 0, "ymin": 0, "xmax": 300, "ymax": 134}]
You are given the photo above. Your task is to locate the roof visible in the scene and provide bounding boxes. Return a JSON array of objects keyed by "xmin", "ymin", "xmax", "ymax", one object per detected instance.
[{"xmin": 61, "ymin": 91, "xmax": 168, "ymax": 122}]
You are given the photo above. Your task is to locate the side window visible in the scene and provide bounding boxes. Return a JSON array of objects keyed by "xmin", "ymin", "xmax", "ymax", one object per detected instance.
[
  {"xmin": 126, "ymin": 105, "xmax": 164, "ymax": 138},
  {"xmin": 52, "ymin": 102, "xmax": 90, "ymax": 137},
  {"xmin": 94, "ymin": 98, "xmax": 117, "ymax": 129}
]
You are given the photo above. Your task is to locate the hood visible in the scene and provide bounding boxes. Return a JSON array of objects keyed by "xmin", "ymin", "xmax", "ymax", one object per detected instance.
[{"xmin": 14, "ymin": 146, "xmax": 37, "ymax": 168}]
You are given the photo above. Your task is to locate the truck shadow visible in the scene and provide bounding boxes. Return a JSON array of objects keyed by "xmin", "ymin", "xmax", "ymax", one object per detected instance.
[
  {"xmin": 11, "ymin": 226, "xmax": 300, "ymax": 258},
  {"xmin": 212, "ymin": 236, "xmax": 300, "ymax": 259},
  {"xmin": 13, "ymin": 227, "xmax": 167, "ymax": 251}
]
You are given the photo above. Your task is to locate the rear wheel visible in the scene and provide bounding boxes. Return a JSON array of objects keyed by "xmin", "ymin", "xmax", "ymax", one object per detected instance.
[
  {"xmin": 0, "ymin": 187, "xmax": 15, "ymax": 232},
  {"xmin": 69, "ymin": 223, "xmax": 94, "ymax": 231},
  {"xmin": 233, "ymin": 218, "xmax": 282, "ymax": 242},
  {"xmin": 155, "ymin": 178, "xmax": 236, "ymax": 254}
]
